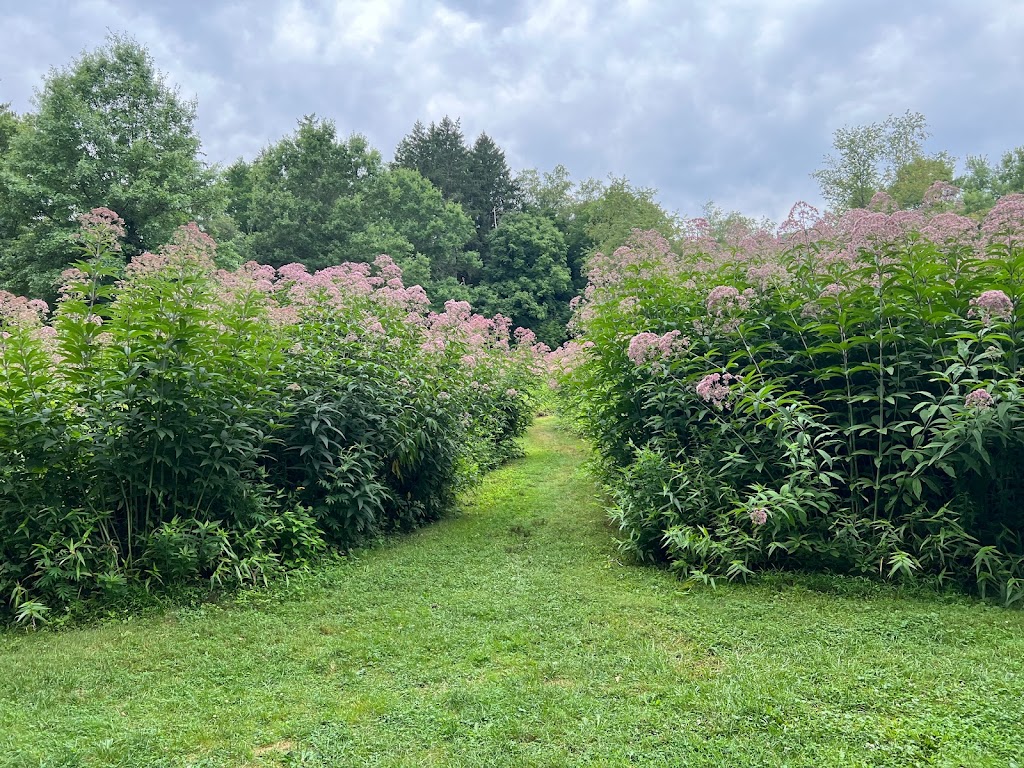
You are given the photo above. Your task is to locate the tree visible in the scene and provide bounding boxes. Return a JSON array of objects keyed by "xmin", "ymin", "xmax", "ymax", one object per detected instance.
[
  {"xmin": 464, "ymin": 133, "xmax": 520, "ymax": 240},
  {"xmin": 480, "ymin": 212, "xmax": 572, "ymax": 346},
  {"xmin": 227, "ymin": 116, "xmax": 381, "ymax": 269},
  {"xmin": 394, "ymin": 116, "xmax": 471, "ymax": 204},
  {"xmin": 574, "ymin": 177, "xmax": 681, "ymax": 259},
  {"xmin": 518, "ymin": 164, "xmax": 575, "ymax": 218},
  {"xmin": 700, "ymin": 201, "xmax": 774, "ymax": 244},
  {"xmin": 812, "ymin": 111, "xmax": 930, "ymax": 211},
  {"xmin": 0, "ymin": 36, "xmax": 218, "ymax": 299},
  {"xmin": 0, "ymin": 103, "xmax": 21, "ymax": 157},
  {"xmin": 344, "ymin": 166, "xmax": 477, "ymax": 288},
  {"xmin": 886, "ymin": 154, "xmax": 955, "ymax": 209},
  {"xmin": 957, "ymin": 147, "xmax": 1024, "ymax": 216}
]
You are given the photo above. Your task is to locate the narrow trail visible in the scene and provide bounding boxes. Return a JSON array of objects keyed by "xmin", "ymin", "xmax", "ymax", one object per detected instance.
[{"xmin": 2, "ymin": 418, "xmax": 1023, "ymax": 767}]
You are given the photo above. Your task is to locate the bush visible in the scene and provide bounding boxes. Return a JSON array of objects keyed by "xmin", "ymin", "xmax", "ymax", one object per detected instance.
[
  {"xmin": 0, "ymin": 209, "xmax": 539, "ymax": 623},
  {"xmin": 559, "ymin": 195, "xmax": 1024, "ymax": 604}
]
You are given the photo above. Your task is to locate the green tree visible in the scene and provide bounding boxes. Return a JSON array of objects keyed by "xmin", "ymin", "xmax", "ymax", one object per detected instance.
[
  {"xmin": 700, "ymin": 201, "xmax": 774, "ymax": 244},
  {"xmin": 0, "ymin": 103, "xmax": 21, "ymax": 157},
  {"xmin": 518, "ymin": 164, "xmax": 575, "ymax": 218},
  {"xmin": 394, "ymin": 117, "xmax": 471, "ymax": 204},
  {"xmin": 886, "ymin": 154, "xmax": 955, "ymax": 209},
  {"xmin": 227, "ymin": 116, "xmax": 381, "ymax": 270},
  {"xmin": 812, "ymin": 111, "xmax": 929, "ymax": 211},
  {"xmin": 464, "ymin": 133, "xmax": 520, "ymax": 240},
  {"xmin": 344, "ymin": 166, "xmax": 477, "ymax": 288},
  {"xmin": 0, "ymin": 104, "xmax": 25, "ymax": 246},
  {"xmin": 574, "ymin": 177, "xmax": 681, "ymax": 259},
  {"xmin": 0, "ymin": 36, "xmax": 218, "ymax": 298},
  {"xmin": 480, "ymin": 212, "xmax": 572, "ymax": 346},
  {"xmin": 957, "ymin": 147, "xmax": 1024, "ymax": 216}
]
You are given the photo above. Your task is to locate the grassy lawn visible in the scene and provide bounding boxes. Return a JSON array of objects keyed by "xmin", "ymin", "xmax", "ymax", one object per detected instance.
[{"xmin": 1, "ymin": 416, "xmax": 1023, "ymax": 767}]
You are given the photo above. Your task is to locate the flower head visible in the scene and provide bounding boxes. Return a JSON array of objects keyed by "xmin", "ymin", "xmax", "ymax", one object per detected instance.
[
  {"xmin": 965, "ymin": 389, "xmax": 994, "ymax": 410},
  {"xmin": 968, "ymin": 290, "xmax": 1013, "ymax": 323},
  {"xmin": 627, "ymin": 330, "xmax": 688, "ymax": 366},
  {"xmin": 696, "ymin": 372, "xmax": 734, "ymax": 408}
]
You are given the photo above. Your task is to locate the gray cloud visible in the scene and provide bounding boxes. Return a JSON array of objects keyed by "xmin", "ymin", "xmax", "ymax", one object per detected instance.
[{"xmin": 2, "ymin": 0, "xmax": 1021, "ymax": 222}]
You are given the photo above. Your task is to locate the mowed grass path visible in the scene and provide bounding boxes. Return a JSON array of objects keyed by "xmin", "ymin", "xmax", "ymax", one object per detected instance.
[{"xmin": 2, "ymin": 417, "xmax": 1024, "ymax": 767}]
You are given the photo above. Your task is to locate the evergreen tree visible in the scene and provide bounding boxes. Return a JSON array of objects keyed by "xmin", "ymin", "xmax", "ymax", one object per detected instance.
[
  {"xmin": 465, "ymin": 133, "xmax": 520, "ymax": 240},
  {"xmin": 394, "ymin": 116, "xmax": 471, "ymax": 204}
]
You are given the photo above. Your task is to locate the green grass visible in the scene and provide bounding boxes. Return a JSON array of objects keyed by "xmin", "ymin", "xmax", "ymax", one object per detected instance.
[{"xmin": 2, "ymin": 416, "xmax": 1023, "ymax": 767}]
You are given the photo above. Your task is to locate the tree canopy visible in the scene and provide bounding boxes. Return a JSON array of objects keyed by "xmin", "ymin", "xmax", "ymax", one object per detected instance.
[
  {"xmin": 0, "ymin": 35, "xmax": 217, "ymax": 299},
  {"xmin": 223, "ymin": 116, "xmax": 380, "ymax": 270},
  {"xmin": 812, "ymin": 111, "xmax": 930, "ymax": 211}
]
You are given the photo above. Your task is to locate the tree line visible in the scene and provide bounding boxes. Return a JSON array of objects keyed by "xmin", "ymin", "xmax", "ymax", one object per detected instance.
[
  {"xmin": 3, "ymin": 37, "xmax": 1021, "ymax": 345},
  {"xmin": 0, "ymin": 37, "xmax": 679, "ymax": 346}
]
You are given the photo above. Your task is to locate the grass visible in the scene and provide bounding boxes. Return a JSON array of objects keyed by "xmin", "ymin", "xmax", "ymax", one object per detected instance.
[{"xmin": 1, "ymin": 416, "xmax": 1023, "ymax": 767}]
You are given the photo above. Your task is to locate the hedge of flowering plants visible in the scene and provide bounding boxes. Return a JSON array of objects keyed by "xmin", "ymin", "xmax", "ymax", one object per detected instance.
[
  {"xmin": 560, "ymin": 189, "xmax": 1024, "ymax": 605},
  {"xmin": 0, "ymin": 210, "xmax": 538, "ymax": 624}
]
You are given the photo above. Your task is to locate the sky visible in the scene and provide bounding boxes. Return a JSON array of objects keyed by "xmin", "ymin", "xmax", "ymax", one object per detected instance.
[{"xmin": 2, "ymin": 0, "xmax": 1022, "ymax": 222}]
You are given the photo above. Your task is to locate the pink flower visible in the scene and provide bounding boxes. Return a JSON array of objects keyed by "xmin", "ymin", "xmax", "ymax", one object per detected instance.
[
  {"xmin": 627, "ymin": 330, "xmax": 688, "ymax": 366},
  {"xmin": 982, "ymin": 193, "xmax": 1024, "ymax": 241},
  {"xmin": 965, "ymin": 389, "xmax": 994, "ymax": 410},
  {"xmin": 706, "ymin": 285, "xmax": 750, "ymax": 316},
  {"xmin": 696, "ymin": 372, "xmax": 734, "ymax": 408},
  {"xmin": 922, "ymin": 181, "xmax": 961, "ymax": 209},
  {"xmin": 75, "ymin": 207, "xmax": 126, "ymax": 253},
  {"xmin": 968, "ymin": 290, "xmax": 1013, "ymax": 323},
  {"xmin": 749, "ymin": 507, "xmax": 768, "ymax": 525}
]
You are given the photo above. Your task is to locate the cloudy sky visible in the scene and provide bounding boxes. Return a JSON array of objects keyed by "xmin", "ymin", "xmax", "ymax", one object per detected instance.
[{"xmin": 2, "ymin": 0, "xmax": 1022, "ymax": 221}]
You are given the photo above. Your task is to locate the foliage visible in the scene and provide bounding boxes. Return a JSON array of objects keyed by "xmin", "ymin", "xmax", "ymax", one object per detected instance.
[
  {"xmin": 223, "ymin": 116, "xmax": 381, "ymax": 270},
  {"xmin": 0, "ymin": 35, "xmax": 218, "ymax": 301},
  {"xmin": 349, "ymin": 166, "xmax": 478, "ymax": 285},
  {"xmin": 479, "ymin": 211, "xmax": 573, "ymax": 347},
  {"xmin": 812, "ymin": 111, "xmax": 930, "ymax": 211},
  {"xmin": 886, "ymin": 154, "xmax": 956, "ymax": 209},
  {"xmin": 394, "ymin": 117, "xmax": 521, "ymax": 250},
  {"xmin": 958, "ymin": 147, "xmax": 1024, "ymax": 215},
  {"xmin": 573, "ymin": 176, "xmax": 681, "ymax": 260},
  {"xmin": 0, "ymin": 210, "xmax": 539, "ymax": 622},
  {"xmin": 559, "ymin": 199, "xmax": 1024, "ymax": 604}
]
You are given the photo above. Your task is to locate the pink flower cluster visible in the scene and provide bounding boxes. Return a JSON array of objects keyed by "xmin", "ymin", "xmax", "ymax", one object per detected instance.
[
  {"xmin": 0, "ymin": 291, "xmax": 49, "ymax": 328},
  {"xmin": 968, "ymin": 290, "xmax": 1014, "ymax": 323},
  {"xmin": 965, "ymin": 389, "xmax": 994, "ymax": 410},
  {"xmin": 696, "ymin": 372, "xmax": 735, "ymax": 408},
  {"xmin": 749, "ymin": 507, "xmax": 768, "ymax": 525},
  {"xmin": 745, "ymin": 262, "xmax": 790, "ymax": 292},
  {"xmin": 74, "ymin": 207, "xmax": 126, "ymax": 254},
  {"xmin": 626, "ymin": 330, "xmax": 688, "ymax": 366},
  {"xmin": 980, "ymin": 194, "xmax": 1024, "ymax": 242},
  {"xmin": 922, "ymin": 181, "xmax": 961, "ymax": 209},
  {"xmin": 706, "ymin": 285, "xmax": 751, "ymax": 316}
]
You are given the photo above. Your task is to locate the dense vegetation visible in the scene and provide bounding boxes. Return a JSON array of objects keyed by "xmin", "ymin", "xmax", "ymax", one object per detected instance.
[
  {"xmin": 0, "ymin": 210, "xmax": 539, "ymax": 624},
  {"xmin": 558, "ymin": 194, "xmax": 1024, "ymax": 604},
  {"xmin": 3, "ymin": 34, "xmax": 1024, "ymax": 628}
]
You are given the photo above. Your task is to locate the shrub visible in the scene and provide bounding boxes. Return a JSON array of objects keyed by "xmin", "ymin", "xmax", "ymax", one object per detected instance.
[
  {"xmin": 560, "ymin": 197, "xmax": 1024, "ymax": 604},
  {"xmin": 0, "ymin": 209, "xmax": 539, "ymax": 623}
]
